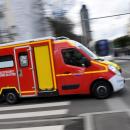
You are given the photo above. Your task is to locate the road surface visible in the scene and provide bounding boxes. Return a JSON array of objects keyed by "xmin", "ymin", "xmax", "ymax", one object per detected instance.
[{"xmin": 0, "ymin": 60, "xmax": 130, "ymax": 130}]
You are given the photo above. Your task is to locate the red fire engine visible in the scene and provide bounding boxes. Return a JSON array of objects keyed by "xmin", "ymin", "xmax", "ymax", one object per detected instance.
[{"xmin": 0, "ymin": 37, "xmax": 125, "ymax": 104}]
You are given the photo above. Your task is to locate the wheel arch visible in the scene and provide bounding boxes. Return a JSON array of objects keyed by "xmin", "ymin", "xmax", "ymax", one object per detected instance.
[
  {"xmin": 1, "ymin": 88, "xmax": 19, "ymax": 97},
  {"xmin": 90, "ymin": 78, "xmax": 113, "ymax": 95}
]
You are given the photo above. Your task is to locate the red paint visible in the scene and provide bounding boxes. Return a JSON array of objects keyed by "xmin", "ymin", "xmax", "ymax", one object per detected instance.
[{"xmin": 0, "ymin": 39, "xmax": 115, "ymax": 98}]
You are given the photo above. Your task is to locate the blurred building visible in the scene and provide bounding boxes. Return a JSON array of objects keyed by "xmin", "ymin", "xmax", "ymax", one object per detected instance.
[
  {"xmin": 0, "ymin": 0, "xmax": 54, "ymax": 43},
  {"xmin": 80, "ymin": 5, "xmax": 92, "ymax": 47},
  {"xmin": 0, "ymin": 1, "xmax": 15, "ymax": 43},
  {"xmin": 127, "ymin": 18, "xmax": 130, "ymax": 36}
]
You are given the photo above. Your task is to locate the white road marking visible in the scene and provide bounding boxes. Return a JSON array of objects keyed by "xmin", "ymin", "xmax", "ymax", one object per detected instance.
[
  {"xmin": 80, "ymin": 109, "xmax": 130, "ymax": 130},
  {"xmin": 79, "ymin": 109, "xmax": 130, "ymax": 117},
  {"xmin": 0, "ymin": 117, "xmax": 82, "ymax": 125},
  {"xmin": 0, "ymin": 109, "xmax": 68, "ymax": 119},
  {"xmin": 0, "ymin": 101, "xmax": 70, "ymax": 111},
  {"xmin": 115, "ymin": 60, "xmax": 128, "ymax": 63},
  {"xmin": 125, "ymin": 78, "xmax": 130, "ymax": 81},
  {"xmin": 84, "ymin": 114, "xmax": 94, "ymax": 130},
  {"xmin": 80, "ymin": 97, "xmax": 130, "ymax": 117},
  {"xmin": 4, "ymin": 125, "xmax": 64, "ymax": 130}
]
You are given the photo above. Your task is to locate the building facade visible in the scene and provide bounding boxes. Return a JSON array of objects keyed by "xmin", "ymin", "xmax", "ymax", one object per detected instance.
[
  {"xmin": 127, "ymin": 18, "xmax": 130, "ymax": 36},
  {"xmin": 1, "ymin": 0, "xmax": 53, "ymax": 43},
  {"xmin": 0, "ymin": 1, "xmax": 15, "ymax": 43}
]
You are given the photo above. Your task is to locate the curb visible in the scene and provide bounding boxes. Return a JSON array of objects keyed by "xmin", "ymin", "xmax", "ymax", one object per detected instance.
[{"xmin": 114, "ymin": 57, "xmax": 130, "ymax": 60}]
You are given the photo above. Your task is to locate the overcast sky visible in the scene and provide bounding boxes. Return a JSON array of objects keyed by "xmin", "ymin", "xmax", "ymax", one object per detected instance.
[
  {"xmin": 1, "ymin": 0, "xmax": 130, "ymax": 41},
  {"xmin": 66, "ymin": 0, "xmax": 130, "ymax": 41}
]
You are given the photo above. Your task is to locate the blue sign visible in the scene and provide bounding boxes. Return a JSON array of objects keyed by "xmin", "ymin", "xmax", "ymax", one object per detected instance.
[{"xmin": 95, "ymin": 40, "xmax": 110, "ymax": 56}]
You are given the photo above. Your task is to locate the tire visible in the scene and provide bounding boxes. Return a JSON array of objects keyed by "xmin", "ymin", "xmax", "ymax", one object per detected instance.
[
  {"xmin": 5, "ymin": 92, "xmax": 19, "ymax": 104},
  {"xmin": 92, "ymin": 80, "xmax": 112, "ymax": 99},
  {"xmin": 0, "ymin": 95, "xmax": 4, "ymax": 102}
]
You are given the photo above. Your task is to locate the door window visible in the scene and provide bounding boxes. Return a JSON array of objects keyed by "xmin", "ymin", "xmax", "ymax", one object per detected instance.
[
  {"xmin": 19, "ymin": 52, "xmax": 28, "ymax": 67},
  {"xmin": 62, "ymin": 48, "xmax": 87, "ymax": 67}
]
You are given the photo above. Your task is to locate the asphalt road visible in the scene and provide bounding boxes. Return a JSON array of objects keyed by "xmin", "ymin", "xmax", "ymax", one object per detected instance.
[{"xmin": 0, "ymin": 60, "xmax": 130, "ymax": 130}]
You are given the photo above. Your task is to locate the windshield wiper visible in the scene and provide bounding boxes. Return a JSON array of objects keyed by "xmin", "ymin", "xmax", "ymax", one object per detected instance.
[{"xmin": 94, "ymin": 58, "xmax": 104, "ymax": 61}]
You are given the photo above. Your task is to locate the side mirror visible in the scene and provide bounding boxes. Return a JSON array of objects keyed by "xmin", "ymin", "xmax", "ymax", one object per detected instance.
[{"xmin": 81, "ymin": 57, "xmax": 91, "ymax": 67}]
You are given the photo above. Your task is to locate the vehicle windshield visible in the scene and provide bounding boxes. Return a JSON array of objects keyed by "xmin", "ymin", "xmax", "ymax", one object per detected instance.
[{"xmin": 69, "ymin": 40, "xmax": 99, "ymax": 60}]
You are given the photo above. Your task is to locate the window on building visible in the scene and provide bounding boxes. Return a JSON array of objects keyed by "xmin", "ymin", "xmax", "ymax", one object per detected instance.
[
  {"xmin": 0, "ymin": 55, "xmax": 14, "ymax": 69},
  {"xmin": 62, "ymin": 48, "xmax": 86, "ymax": 67}
]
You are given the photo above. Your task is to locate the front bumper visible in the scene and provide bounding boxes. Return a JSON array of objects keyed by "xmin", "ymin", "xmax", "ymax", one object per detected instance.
[{"xmin": 109, "ymin": 74, "xmax": 125, "ymax": 92}]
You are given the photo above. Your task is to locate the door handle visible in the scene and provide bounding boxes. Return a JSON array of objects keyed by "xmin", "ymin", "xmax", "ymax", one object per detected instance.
[{"xmin": 18, "ymin": 69, "xmax": 23, "ymax": 77}]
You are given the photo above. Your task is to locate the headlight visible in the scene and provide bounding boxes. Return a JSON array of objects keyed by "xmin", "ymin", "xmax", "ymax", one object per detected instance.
[{"xmin": 108, "ymin": 65, "xmax": 121, "ymax": 75}]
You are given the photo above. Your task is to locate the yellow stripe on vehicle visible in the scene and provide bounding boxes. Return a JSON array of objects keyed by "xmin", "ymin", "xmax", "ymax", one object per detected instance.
[
  {"xmin": 0, "ymin": 87, "xmax": 19, "ymax": 95},
  {"xmin": 0, "ymin": 40, "xmax": 52, "ymax": 49},
  {"xmin": 21, "ymin": 91, "xmax": 36, "ymax": 94},
  {"xmin": 56, "ymin": 60, "xmax": 108, "ymax": 77},
  {"xmin": 48, "ymin": 40, "xmax": 57, "ymax": 90}
]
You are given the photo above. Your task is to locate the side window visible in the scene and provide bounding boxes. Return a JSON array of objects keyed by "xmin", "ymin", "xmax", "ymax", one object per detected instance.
[
  {"xmin": 19, "ymin": 52, "xmax": 28, "ymax": 67},
  {"xmin": 62, "ymin": 48, "xmax": 86, "ymax": 67},
  {"xmin": 0, "ymin": 55, "xmax": 14, "ymax": 69}
]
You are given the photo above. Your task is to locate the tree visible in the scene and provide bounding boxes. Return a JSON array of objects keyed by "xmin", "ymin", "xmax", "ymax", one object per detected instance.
[
  {"xmin": 48, "ymin": 17, "xmax": 82, "ymax": 43},
  {"xmin": 113, "ymin": 35, "xmax": 130, "ymax": 48}
]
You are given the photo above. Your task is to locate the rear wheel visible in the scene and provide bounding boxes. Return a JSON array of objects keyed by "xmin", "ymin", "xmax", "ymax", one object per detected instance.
[
  {"xmin": 0, "ymin": 95, "xmax": 4, "ymax": 102},
  {"xmin": 92, "ymin": 80, "xmax": 112, "ymax": 99},
  {"xmin": 5, "ymin": 92, "xmax": 19, "ymax": 104}
]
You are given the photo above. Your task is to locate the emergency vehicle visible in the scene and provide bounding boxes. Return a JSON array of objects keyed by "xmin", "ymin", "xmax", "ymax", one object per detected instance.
[{"xmin": 0, "ymin": 37, "xmax": 125, "ymax": 104}]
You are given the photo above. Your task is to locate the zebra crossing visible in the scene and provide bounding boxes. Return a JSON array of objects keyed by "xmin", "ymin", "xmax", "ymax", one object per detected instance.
[
  {"xmin": 0, "ymin": 101, "xmax": 71, "ymax": 130},
  {"xmin": 5, "ymin": 125, "xmax": 65, "ymax": 130},
  {"xmin": 1, "ymin": 93, "xmax": 130, "ymax": 130}
]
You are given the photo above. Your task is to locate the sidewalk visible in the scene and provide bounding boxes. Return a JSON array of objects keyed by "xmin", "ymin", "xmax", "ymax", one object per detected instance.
[{"xmin": 114, "ymin": 55, "xmax": 130, "ymax": 60}]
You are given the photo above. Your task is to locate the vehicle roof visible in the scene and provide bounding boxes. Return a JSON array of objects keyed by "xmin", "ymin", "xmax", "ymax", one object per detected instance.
[
  {"xmin": 0, "ymin": 36, "xmax": 55, "ymax": 48},
  {"xmin": 0, "ymin": 36, "xmax": 71, "ymax": 49}
]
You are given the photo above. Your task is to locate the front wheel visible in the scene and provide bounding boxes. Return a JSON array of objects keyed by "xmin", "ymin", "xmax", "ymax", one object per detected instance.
[{"xmin": 92, "ymin": 80, "xmax": 112, "ymax": 99}]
